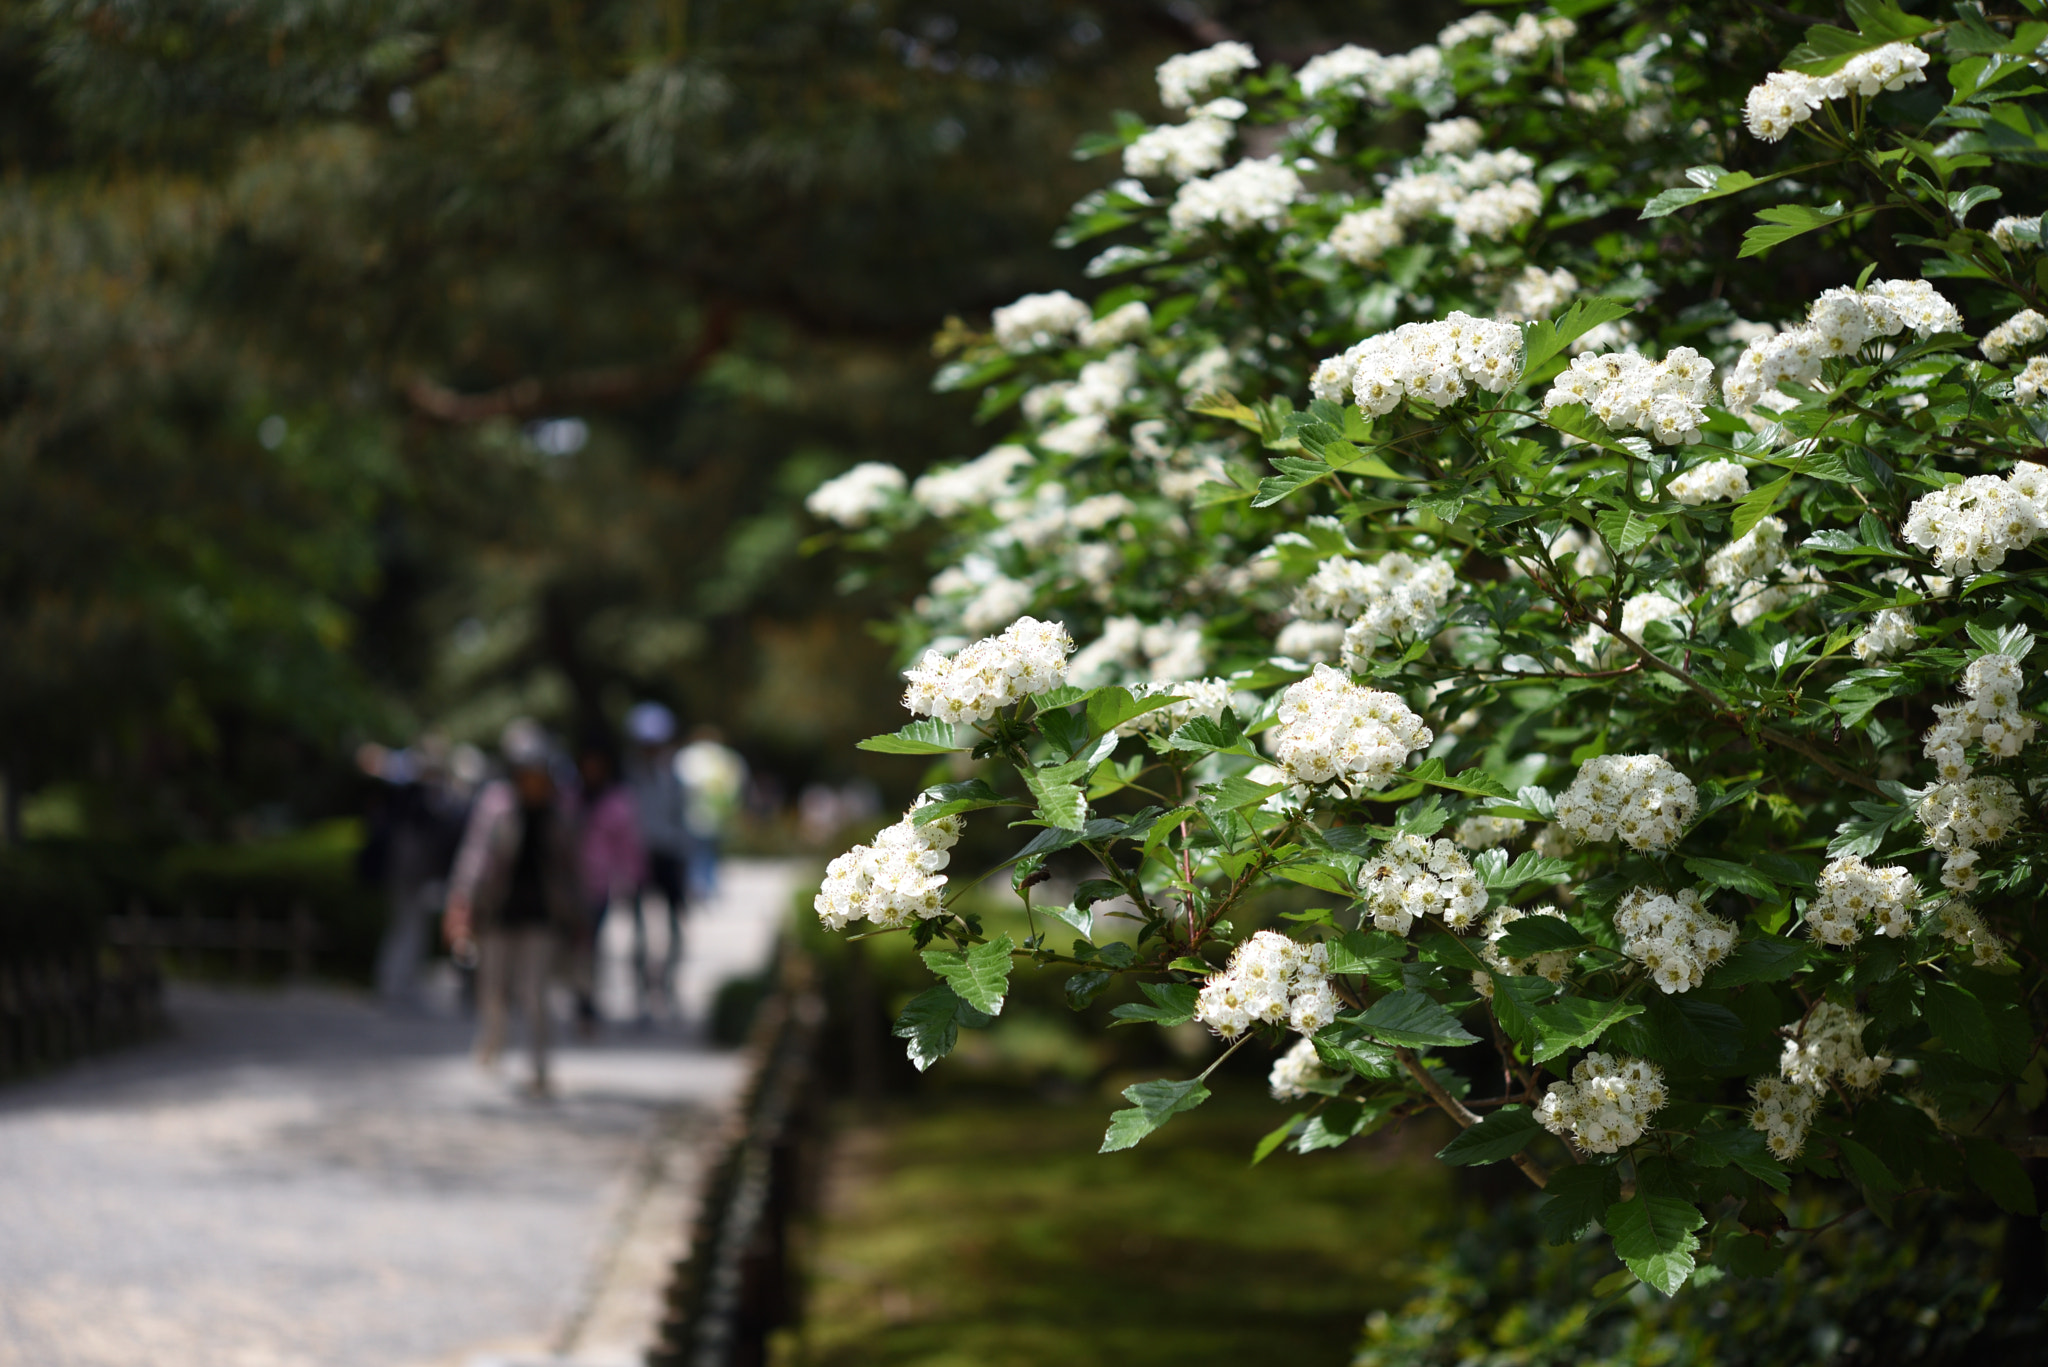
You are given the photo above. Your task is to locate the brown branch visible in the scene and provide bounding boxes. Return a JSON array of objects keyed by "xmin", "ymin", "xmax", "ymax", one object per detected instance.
[
  {"xmin": 403, "ymin": 304, "xmax": 736, "ymax": 422},
  {"xmin": 1395, "ymin": 1045, "xmax": 1550, "ymax": 1190}
]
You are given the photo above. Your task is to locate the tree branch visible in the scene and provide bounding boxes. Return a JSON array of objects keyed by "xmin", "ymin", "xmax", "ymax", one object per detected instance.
[
  {"xmin": 403, "ymin": 303, "xmax": 736, "ymax": 422},
  {"xmin": 1395, "ymin": 1045, "xmax": 1550, "ymax": 1190}
]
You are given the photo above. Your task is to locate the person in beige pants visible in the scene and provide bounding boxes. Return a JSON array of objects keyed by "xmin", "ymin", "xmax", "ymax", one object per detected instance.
[{"xmin": 445, "ymin": 719, "xmax": 581, "ymax": 1096}]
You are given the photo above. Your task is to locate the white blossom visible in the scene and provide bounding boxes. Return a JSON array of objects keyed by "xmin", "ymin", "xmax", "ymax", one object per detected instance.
[
  {"xmin": 2017, "ymin": 356, "xmax": 2048, "ymax": 404},
  {"xmin": 1555, "ymin": 754, "xmax": 1697, "ymax": 852},
  {"xmin": 1613, "ymin": 885, "xmax": 1735, "ymax": 994},
  {"xmin": 1992, "ymin": 214, "xmax": 2042, "ymax": 251},
  {"xmin": 1267, "ymin": 662, "xmax": 1433, "ymax": 796},
  {"xmin": 1492, "ymin": 13, "xmax": 1576, "ymax": 64},
  {"xmin": 1901, "ymin": 471, "xmax": 2048, "ymax": 574},
  {"xmin": 912, "ymin": 445, "xmax": 1034, "ymax": 517},
  {"xmin": 992, "ymin": 290, "xmax": 1090, "ymax": 353},
  {"xmin": 1194, "ymin": 930, "xmax": 1336, "ymax": 1039},
  {"xmin": 1982, "ymin": 308, "xmax": 2048, "ymax": 362},
  {"xmin": 1274, "ymin": 619, "xmax": 1345, "ymax": 664},
  {"xmin": 1157, "ymin": 42, "xmax": 1258, "ymax": 110},
  {"xmin": 902, "ymin": 616, "xmax": 1074, "ymax": 723},
  {"xmin": 1706, "ymin": 516, "xmax": 1824, "ymax": 626},
  {"xmin": 1454, "ymin": 814, "xmax": 1526, "ymax": 851},
  {"xmin": 1124, "ymin": 118, "xmax": 1234, "ymax": 181},
  {"xmin": 1422, "ymin": 116, "xmax": 1483, "ymax": 156},
  {"xmin": 1496, "ymin": 265, "xmax": 1577, "ymax": 322},
  {"xmin": 1855, "ymin": 608, "xmax": 1918, "ymax": 662},
  {"xmin": 1807, "ymin": 854, "xmax": 1920, "ymax": 946},
  {"xmin": 1065, "ymin": 347, "xmax": 1143, "ymax": 417},
  {"xmin": 1168, "ymin": 156, "xmax": 1303, "ymax": 234},
  {"xmin": 806, "ymin": 461, "xmax": 906, "ymax": 526},
  {"xmin": 1666, "ymin": 459, "xmax": 1750, "ymax": 505},
  {"xmin": 1069, "ymin": 615, "xmax": 1207, "ymax": 687},
  {"xmin": 814, "ymin": 800, "xmax": 964, "ymax": 931},
  {"xmin": 1722, "ymin": 280, "xmax": 1962, "ymax": 413},
  {"xmin": 1544, "ymin": 346, "xmax": 1714, "ymax": 445},
  {"xmin": 1269, "ymin": 1036, "xmax": 1335, "ymax": 1100},
  {"xmin": 1330, "ymin": 206, "xmax": 1404, "ymax": 265},
  {"xmin": 1747, "ymin": 1073, "xmax": 1820, "ymax": 1161},
  {"xmin": 1359, "ymin": 832, "xmax": 1487, "ymax": 935},
  {"xmin": 1472, "ymin": 904, "xmax": 1573, "ymax": 1001},
  {"xmin": 1572, "ymin": 591, "xmax": 1685, "ymax": 668},
  {"xmin": 1779, "ymin": 1001, "xmax": 1891, "ymax": 1098},
  {"xmin": 1536, "ymin": 1052, "xmax": 1666, "ymax": 1154},
  {"xmin": 1743, "ymin": 44, "xmax": 1928, "ymax": 143},
  {"xmin": 1039, "ymin": 413, "xmax": 1111, "ymax": 457},
  {"xmin": 1079, "ymin": 301, "xmax": 1153, "ymax": 349},
  {"xmin": 1436, "ymin": 15, "xmax": 1507, "ymax": 48},
  {"xmin": 1446, "ymin": 177, "xmax": 1542, "ymax": 241},
  {"xmin": 1314, "ymin": 313, "xmax": 1522, "ymax": 416},
  {"xmin": 1114, "ymin": 677, "xmax": 1236, "ymax": 735},
  {"xmin": 1932, "ymin": 901, "xmax": 2008, "ymax": 966},
  {"xmin": 1916, "ymin": 777, "xmax": 2026, "ymax": 888}
]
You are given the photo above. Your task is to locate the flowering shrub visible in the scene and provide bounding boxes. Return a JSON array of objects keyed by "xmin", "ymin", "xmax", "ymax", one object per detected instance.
[{"xmin": 809, "ymin": 2, "xmax": 2048, "ymax": 1297}]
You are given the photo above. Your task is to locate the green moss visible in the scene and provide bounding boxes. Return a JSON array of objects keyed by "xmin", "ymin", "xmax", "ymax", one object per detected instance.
[{"xmin": 795, "ymin": 1093, "xmax": 1450, "ymax": 1367}]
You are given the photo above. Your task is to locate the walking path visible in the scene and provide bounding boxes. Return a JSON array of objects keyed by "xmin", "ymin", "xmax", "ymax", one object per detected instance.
[{"xmin": 0, "ymin": 857, "xmax": 806, "ymax": 1367}]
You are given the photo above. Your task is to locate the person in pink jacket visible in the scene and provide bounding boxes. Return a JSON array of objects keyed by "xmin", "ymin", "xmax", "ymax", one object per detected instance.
[{"xmin": 572, "ymin": 740, "xmax": 645, "ymax": 1032}]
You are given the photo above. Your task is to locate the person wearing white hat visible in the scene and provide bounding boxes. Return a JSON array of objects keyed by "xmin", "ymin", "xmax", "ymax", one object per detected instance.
[
  {"xmin": 445, "ymin": 718, "xmax": 580, "ymax": 1095},
  {"xmin": 623, "ymin": 701, "xmax": 689, "ymax": 1018}
]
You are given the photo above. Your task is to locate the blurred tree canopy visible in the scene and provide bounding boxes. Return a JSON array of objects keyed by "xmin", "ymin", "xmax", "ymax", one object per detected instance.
[{"xmin": 0, "ymin": 0, "xmax": 1442, "ymax": 840}]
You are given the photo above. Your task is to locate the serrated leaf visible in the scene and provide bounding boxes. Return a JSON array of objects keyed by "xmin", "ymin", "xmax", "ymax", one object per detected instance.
[
  {"xmin": 1311, "ymin": 1021, "xmax": 1399, "ymax": 1079},
  {"xmin": 1204, "ymin": 775, "xmax": 1284, "ymax": 811},
  {"xmin": 1327, "ymin": 929, "xmax": 1408, "ymax": 975},
  {"xmin": 1041, "ymin": 902, "xmax": 1096, "ymax": 942},
  {"xmin": 1084, "ymin": 685, "xmax": 1184, "ymax": 736},
  {"xmin": 1640, "ymin": 165, "xmax": 1760, "ymax": 219},
  {"xmin": 1643, "ymin": 993, "xmax": 1745, "ymax": 1068},
  {"xmin": 1706, "ymin": 937, "xmax": 1807, "ymax": 988},
  {"xmin": 1605, "ymin": 1194, "xmax": 1705, "ymax": 1296},
  {"xmin": 1682, "ymin": 856, "xmax": 1777, "ymax": 899},
  {"xmin": 1484, "ymin": 852, "xmax": 1575, "ymax": 891},
  {"xmin": 1188, "ymin": 390, "xmax": 1262, "ymax": 431},
  {"xmin": 892, "ymin": 984, "xmax": 990, "ymax": 1071},
  {"xmin": 1024, "ymin": 766, "xmax": 1089, "ymax": 831},
  {"xmin": 1738, "ymin": 202, "xmax": 1847, "ymax": 259},
  {"xmin": 1538, "ymin": 1163, "xmax": 1622, "ymax": 1244},
  {"xmin": 1495, "ymin": 915, "xmax": 1593, "ymax": 958},
  {"xmin": 1063, "ymin": 970, "xmax": 1112, "ymax": 1009},
  {"xmin": 1522, "ymin": 297, "xmax": 1634, "ymax": 377},
  {"xmin": 914, "ymin": 778, "xmax": 1016, "ymax": 823},
  {"xmin": 1109, "ymin": 980, "xmax": 1200, "ymax": 1028},
  {"xmin": 1730, "ymin": 472, "xmax": 1793, "ymax": 540},
  {"xmin": 1963, "ymin": 1135, "xmax": 2039, "ymax": 1215},
  {"xmin": 858, "ymin": 719, "xmax": 968, "ymax": 754},
  {"xmin": 1166, "ymin": 714, "xmax": 1250, "ymax": 754},
  {"xmin": 1530, "ymin": 995, "xmax": 1643, "ymax": 1064},
  {"xmin": 1437, "ymin": 1105, "xmax": 1542, "ymax": 1166},
  {"xmin": 1272, "ymin": 861, "xmax": 1355, "ymax": 895},
  {"xmin": 1405, "ymin": 756, "xmax": 1514, "ymax": 799},
  {"xmin": 1690, "ymin": 1126, "xmax": 1791, "ymax": 1192},
  {"xmin": 1357, "ymin": 988, "xmax": 1479, "ymax": 1049},
  {"xmin": 1924, "ymin": 980, "xmax": 2000, "ymax": 1071},
  {"xmin": 1595, "ymin": 507, "xmax": 1658, "ymax": 554},
  {"xmin": 1100, "ymin": 1077, "xmax": 1211, "ymax": 1153},
  {"xmin": 922, "ymin": 934, "xmax": 1016, "ymax": 1016},
  {"xmin": 1251, "ymin": 1113, "xmax": 1305, "ymax": 1165}
]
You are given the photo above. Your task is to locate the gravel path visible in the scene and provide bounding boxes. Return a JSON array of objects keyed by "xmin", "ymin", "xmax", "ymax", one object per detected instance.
[{"xmin": 0, "ymin": 857, "xmax": 806, "ymax": 1367}]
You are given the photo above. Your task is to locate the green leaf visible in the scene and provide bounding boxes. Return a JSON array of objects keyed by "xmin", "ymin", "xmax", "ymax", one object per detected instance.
[
  {"xmin": 1272, "ymin": 861, "xmax": 1356, "ymax": 895},
  {"xmin": 1537, "ymin": 1162, "xmax": 1622, "ymax": 1244},
  {"xmin": 1166, "ymin": 714, "xmax": 1250, "ymax": 754},
  {"xmin": 1706, "ymin": 937, "xmax": 1808, "ymax": 988},
  {"xmin": 1738, "ymin": 202, "xmax": 1846, "ymax": 259},
  {"xmin": 1064, "ymin": 970, "xmax": 1112, "ymax": 1009},
  {"xmin": 1483, "ymin": 851, "xmax": 1574, "ymax": 891},
  {"xmin": 1530, "ymin": 995, "xmax": 1643, "ymax": 1064},
  {"xmin": 914, "ymin": 778, "xmax": 1015, "ymax": 823},
  {"xmin": 1356, "ymin": 989, "xmax": 1480, "ymax": 1049},
  {"xmin": 1040, "ymin": 902, "xmax": 1095, "ymax": 942},
  {"xmin": 1641, "ymin": 165, "xmax": 1762, "ymax": 219},
  {"xmin": 1950, "ymin": 183, "xmax": 2004, "ymax": 226},
  {"xmin": 1404, "ymin": 756, "xmax": 1514, "ymax": 799},
  {"xmin": 1438, "ymin": 1105, "xmax": 1542, "ymax": 1166},
  {"xmin": 1730, "ymin": 473, "xmax": 1793, "ymax": 540},
  {"xmin": 1100, "ymin": 1077, "xmax": 1211, "ymax": 1153},
  {"xmin": 1691, "ymin": 1126, "xmax": 1791, "ymax": 1192},
  {"xmin": 1963, "ymin": 1135, "xmax": 2039, "ymax": 1215},
  {"xmin": 1495, "ymin": 915, "xmax": 1593, "ymax": 958},
  {"xmin": 1311, "ymin": 1021, "xmax": 1399, "ymax": 1079},
  {"xmin": 922, "ymin": 934, "xmax": 1016, "ymax": 1016},
  {"xmin": 1109, "ymin": 981, "xmax": 1200, "ymax": 1028},
  {"xmin": 1595, "ymin": 507, "xmax": 1658, "ymax": 554},
  {"xmin": 858, "ymin": 719, "xmax": 968, "ymax": 754},
  {"xmin": 1522, "ymin": 297, "xmax": 1634, "ymax": 377},
  {"xmin": 1643, "ymin": 993, "xmax": 1744, "ymax": 1068},
  {"xmin": 1924, "ymin": 980, "xmax": 2000, "ymax": 1071},
  {"xmin": 1023, "ymin": 766, "xmax": 1089, "ymax": 831},
  {"xmin": 1605, "ymin": 1193, "xmax": 1705, "ymax": 1296},
  {"xmin": 1084, "ymin": 685, "xmax": 1184, "ymax": 736},
  {"xmin": 1204, "ymin": 775, "xmax": 1285, "ymax": 811},
  {"xmin": 892, "ymin": 984, "xmax": 990, "ymax": 1071},
  {"xmin": 1251, "ymin": 1113, "xmax": 1305, "ymax": 1165},
  {"xmin": 1682, "ymin": 856, "xmax": 1777, "ymax": 899},
  {"xmin": 1188, "ymin": 390, "xmax": 1262, "ymax": 432},
  {"xmin": 1327, "ymin": 929, "xmax": 1408, "ymax": 975}
]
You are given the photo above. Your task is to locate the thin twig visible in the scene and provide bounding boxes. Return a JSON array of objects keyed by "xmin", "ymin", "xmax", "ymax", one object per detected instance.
[{"xmin": 1394, "ymin": 1045, "xmax": 1551, "ymax": 1190}]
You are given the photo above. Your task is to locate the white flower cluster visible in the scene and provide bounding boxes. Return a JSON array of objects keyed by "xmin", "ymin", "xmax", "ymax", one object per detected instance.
[
  {"xmin": 1447, "ymin": 177, "xmax": 1543, "ymax": 242},
  {"xmin": 912, "ymin": 445, "xmax": 1033, "ymax": 517},
  {"xmin": 1743, "ymin": 43, "xmax": 1929, "ymax": 142},
  {"xmin": 1747, "ymin": 1076, "xmax": 1820, "ymax": 1161},
  {"xmin": 1497, "ymin": 265, "xmax": 1578, "ymax": 322},
  {"xmin": 992, "ymin": 290, "xmax": 1091, "ymax": 353},
  {"xmin": 1932, "ymin": 901, "xmax": 2007, "ymax": 967},
  {"xmin": 1114, "ymin": 677, "xmax": 1235, "ymax": 736},
  {"xmin": 1781, "ymin": 1001, "xmax": 1892, "ymax": 1095},
  {"xmin": 1667, "ymin": 459, "xmax": 1750, "ymax": 505},
  {"xmin": 1193, "ymin": 930, "xmax": 1339, "ymax": 1039},
  {"xmin": 1124, "ymin": 117, "xmax": 1234, "ymax": 182},
  {"xmin": 1901, "ymin": 465, "xmax": 2048, "ymax": 573},
  {"xmin": 902, "ymin": 616, "xmax": 1074, "ymax": 723},
  {"xmin": 1917, "ymin": 774, "xmax": 2026, "ymax": 865},
  {"xmin": 1069, "ymin": 615, "xmax": 1206, "ymax": 688},
  {"xmin": 2018, "ymin": 357, "xmax": 2048, "ymax": 403},
  {"xmin": 1489, "ymin": 12, "xmax": 1577, "ymax": 63},
  {"xmin": 1168, "ymin": 156, "xmax": 1304, "ymax": 235},
  {"xmin": 1454, "ymin": 814, "xmax": 1526, "ymax": 850},
  {"xmin": 806, "ymin": 461, "xmax": 906, "ymax": 527},
  {"xmin": 1722, "ymin": 280, "xmax": 1964, "ymax": 413},
  {"xmin": 1807, "ymin": 854, "xmax": 1918, "ymax": 946},
  {"xmin": 1311, "ymin": 313, "xmax": 1523, "ymax": 416},
  {"xmin": 1855, "ymin": 608, "xmax": 1918, "ymax": 662},
  {"xmin": 1472, "ymin": 904, "xmax": 1573, "ymax": 1000},
  {"xmin": 1157, "ymin": 42, "xmax": 1257, "ymax": 110},
  {"xmin": 1422, "ymin": 116, "xmax": 1482, "ymax": 156},
  {"xmin": 1081, "ymin": 301, "xmax": 1152, "ymax": 349},
  {"xmin": 1706, "ymin": 516, "xmax": 1824, "ymax": 627},
  {"xmin": 1290, "ymin": 552, "xmax": 1456, "ymax": 669},
  {"xmin": 1983, "ymin": 308, "xmax": 2048, "ymax": 362},
  {"xmin": 1543, "ymin": 346, "xmax": 1714, "ymax": 445},
  {"xmin": 1330, "ymin": 207, "xmax": 1404, "ymax": 265},
  {"xmin": 1613, "ymin": 885, "xmax": 1736, "ymax": 994},
  {"xmin": 1926, "ymin": 653, "xmax": 2036, "ymax": 780},
  {"xmin": 1296, "ymin": 43, "xmax": 1443, "ymax": 103},
  {"xmin": 1269, "ymin": 1036, "xmax": 1334, "ymax": 1100},
  {"xmin": 1535, "ymin": 1052, "xmax": 1667, "ymax": 1154},
  {"xmin": 1993, "ymin": 214, "xmax": 2043, "ymax": 250},
  {"xmin": 1436, "ymin": 14, "xmax": 1506, "ymax": 48},
  {"xmin": 1267, "ymin": 663, "xmax": 1433, "ymax": 796},
  {"xmin": 1571, "ymin": 590, "xmax": 1685, "ymax": 668},
  {"xmin": 1359, "ymin": 833, "xmax": 1487, "ymax": 936},
  {"xmin": 1555, "ymin": 754, "xmax": 1697, "ymax": 852},
  {"xmin": 813, "ymin": 802, "xmax": 963, "ymax": 931}
]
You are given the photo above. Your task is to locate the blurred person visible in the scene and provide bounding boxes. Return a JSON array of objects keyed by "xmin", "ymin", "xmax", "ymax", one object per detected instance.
[
  {"xmin": 445, "ymin": 719, "xmax": 579, "ymax": 1096},
  {"xmin": 624, "ymin": 701, "xmax": 688, "ymax": 1018},
  {"xmin": 676, "ymin": 724, "xmax": 748, "ymax": 901},
  {"xmin": 572, "ymin": 737, "xmax": 643, "ymax": 1033},
  {"xmin": 359, "ymin": 737, "xmax": 469, "ymax": 1008}
]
